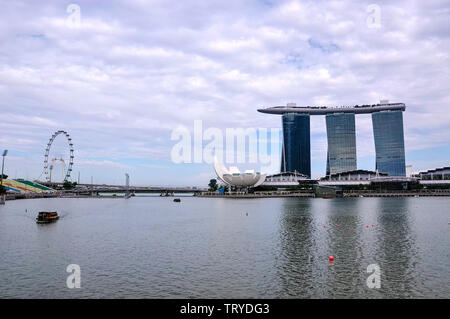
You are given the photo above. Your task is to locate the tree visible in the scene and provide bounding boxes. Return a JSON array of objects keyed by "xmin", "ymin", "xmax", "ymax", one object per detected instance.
[
  {"xmin": 208, "ymin": 179, "xmax": 218, "ymax": 191},
  {"xmin": 0, "ymin": 174, "xmax": 7, "ymax": 179},
  {"xmin": 0, "ymin": 185, "xmax": 6, "ymax": 194},
  {"xmin": 63, "ymin": 181, "xmax": 77, "ymax": 190}
]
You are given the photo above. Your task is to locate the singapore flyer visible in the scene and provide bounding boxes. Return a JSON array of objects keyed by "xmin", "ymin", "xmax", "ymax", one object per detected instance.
[{"xmin": 43, "ymin": 130, "xmax": 74, "ymax": 182}]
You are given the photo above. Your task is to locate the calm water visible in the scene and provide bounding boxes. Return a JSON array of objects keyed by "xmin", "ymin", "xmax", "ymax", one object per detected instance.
[{"xmin": 0, "ymin": 196, "xmax": 448, "ymax": 298}]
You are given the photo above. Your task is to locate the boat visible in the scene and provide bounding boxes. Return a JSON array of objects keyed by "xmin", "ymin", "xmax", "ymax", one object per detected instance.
[
  {"xmin": 173, "ymin": 198, "xmax": 181, "ymax": 202},
  {"xmin": 36, "ymin": 211, "xmax": 59, "ymax": 224}
]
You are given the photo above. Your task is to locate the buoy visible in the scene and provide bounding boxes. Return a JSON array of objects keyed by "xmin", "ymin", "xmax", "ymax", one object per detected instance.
[
  {"xmin": 329, "ymin": 256, "xmax": 334, "ymax": 262},
  {"xmin": 337, "ymin": 225, "xmax": 340, "ymax": 228},
  {"xmin": 323, "ymin": 225, "xmax": 326, "ymax": 228},
  {"xmin": 371, "ymin": 224, "xmax": 374, "ymax": 227},
  {"xmin": 246, "ymin": 213, "xmax": 248, "ymax": 216}
]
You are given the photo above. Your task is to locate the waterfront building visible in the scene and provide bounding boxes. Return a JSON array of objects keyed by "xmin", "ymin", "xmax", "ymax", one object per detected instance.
[
  {"xmin": 325, "ymin": 113, "xmax": 357, "ymax": 175},
  {"xmin": 281, "ymin": 113, "xmax": 311, "ymax": 177},
  {"xmin": 258, "ymin": 101, "xmax": 406, "ymax": 176},
  {"xmin": 372, "ymin": 110, "xmax": 406, "ymax": 176},
  {"xmin": 214, "ymin": 159, "xmax": 266, "ymax": 188},
  {"xmin": 414, "ymin": 167, "xmax": 450, "ymax": 180},
  {"xmin": 263, "ymin": 171, "xmax": 309, "ymax": 187},
  {"xmin": 319, "ymin": 169, "xmax": 387, "ymax": 182},
  {"xmin": 317, "ymin": 169, "xmax": 418, "ymax": 190}
]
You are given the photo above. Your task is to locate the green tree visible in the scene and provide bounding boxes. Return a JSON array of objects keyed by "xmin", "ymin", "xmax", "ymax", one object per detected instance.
[
  {"xmin": 208, "ymin": 179, "xmax": 218, "ymax": 191},
  {"xmin": 0, "ymin": 174, "xmax": 7, "ymax": 179},
  {"xmin": 63, "ymin": 181, "xmax": 77, "ymax": 190},
  {"xmin": 0, "ymin": 185, "xmax": 6, "ymax": 194}
]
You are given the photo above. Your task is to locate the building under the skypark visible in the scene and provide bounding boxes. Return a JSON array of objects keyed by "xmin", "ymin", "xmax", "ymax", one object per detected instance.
[
  {"xmin": 258, "ymin": 100, "xmax": 407, "ymax": 177},
  {"xmin": 326, "ymin": 112, "xmax": 357, "ymax": 175}
]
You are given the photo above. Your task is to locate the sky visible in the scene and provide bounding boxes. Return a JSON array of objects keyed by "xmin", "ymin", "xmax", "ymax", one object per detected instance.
[{"xmin": 0, "ymin": 0, "xmax": 449, "ymax": 186}]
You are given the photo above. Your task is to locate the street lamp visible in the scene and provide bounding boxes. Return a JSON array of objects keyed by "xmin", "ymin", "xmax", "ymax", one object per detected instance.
[{"xmin": 1, "ymin": 150, "xmax": 7, "ymax": 186}]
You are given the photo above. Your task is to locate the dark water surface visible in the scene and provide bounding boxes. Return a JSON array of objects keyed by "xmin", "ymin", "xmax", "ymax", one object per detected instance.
[{"xmin": 0, "ymin": 196, "xmax": 448, "ymax": 298}]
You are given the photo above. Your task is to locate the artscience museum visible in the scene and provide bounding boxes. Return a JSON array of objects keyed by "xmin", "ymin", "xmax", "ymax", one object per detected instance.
[{"xmin": 214, "ymin": 160, "xmax": 266, "ymax": 188}]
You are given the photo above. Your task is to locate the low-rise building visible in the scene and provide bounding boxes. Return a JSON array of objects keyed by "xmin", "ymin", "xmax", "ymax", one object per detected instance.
[
  {"xmin": 320, "ymin": 170, "xmax": 388, "ymax": 182},
  {"xmin": 262, "ymin": 171, "xmax": 309, "ymax": 187},
  {"xmin": 414, "ymin": 167, "xmax": 450, "ymax": 180}
]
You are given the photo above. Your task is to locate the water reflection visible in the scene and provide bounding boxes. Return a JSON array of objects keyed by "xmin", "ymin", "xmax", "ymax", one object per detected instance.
[
  {"xmin": 277, "ymin": 198, "xmax": 371, "ymax": 298},
  {"xmin": 277, "ymin": 198, "xmax": 315, "ymax": 297},
  {"xmin": 321, "ymin": 198, "xmax": 366, "ymax": 298},
  {"xmin": 374, "ymin": 198, "xmax": 419, "ymax": 297},
  {"xmin": 276, "ymin": 198, "xmax": 421, "ymax": 298}
]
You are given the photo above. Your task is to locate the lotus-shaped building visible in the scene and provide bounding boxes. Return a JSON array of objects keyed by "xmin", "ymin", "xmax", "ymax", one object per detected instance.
[{"xmin": 214, "ymin": 159, "xmax": 266, "ymax": 187}]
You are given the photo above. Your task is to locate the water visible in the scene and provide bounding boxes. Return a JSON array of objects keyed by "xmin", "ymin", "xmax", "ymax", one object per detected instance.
[{"xmin": 0, "ymin": 196, "xmax": 448, "ymax": 298}]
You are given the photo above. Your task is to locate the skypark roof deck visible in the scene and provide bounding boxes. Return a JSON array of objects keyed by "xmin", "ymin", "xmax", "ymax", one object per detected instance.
[{"xmin": 258, "ymin": 102, "xmax": 405, "ymax": 115}]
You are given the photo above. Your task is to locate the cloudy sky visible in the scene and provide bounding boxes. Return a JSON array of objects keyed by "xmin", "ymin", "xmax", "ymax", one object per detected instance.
[{"xmin": 1, "ymin": 0, "xmax": 449, "ymax": 186}]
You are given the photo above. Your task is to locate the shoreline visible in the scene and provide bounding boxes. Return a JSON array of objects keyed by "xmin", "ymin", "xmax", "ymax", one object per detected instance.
[{"xmin": 195, "ymin": 192, "xmax": 450, "ymax": 198}]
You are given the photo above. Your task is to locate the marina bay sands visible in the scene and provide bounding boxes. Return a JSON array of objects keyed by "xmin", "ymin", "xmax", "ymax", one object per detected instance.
[{"xmin": 258, "ymin": 101, "xmax": 406, "ymax": 178}]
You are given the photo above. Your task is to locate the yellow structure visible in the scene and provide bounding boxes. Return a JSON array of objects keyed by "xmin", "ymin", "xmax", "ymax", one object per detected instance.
[{"xmin": 2, "ymin": 179, "xmax": 53, "ymax": 193}]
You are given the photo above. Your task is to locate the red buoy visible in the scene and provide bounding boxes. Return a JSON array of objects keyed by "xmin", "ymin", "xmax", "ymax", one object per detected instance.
[
  {"xmin": 323, "ymin": 225, "xmax": 326, "ymax": 228},
  {"xmin": 371, "ymin": 224, "xmax": 375, "ymax": 227},
  {"xmin": 329, "ymin": 256, "xmax": 334, "ymax": 262},
  {"xmin": 366, "ymin": 225, "xmax": 369, "ymax": 228},
  {"xmin": 246, "ymin": 213, "xmax": 248, "ymax": 216},
  {"xmin": 337, "ymin": 225, "xmax": 340, "ymax": 228}
]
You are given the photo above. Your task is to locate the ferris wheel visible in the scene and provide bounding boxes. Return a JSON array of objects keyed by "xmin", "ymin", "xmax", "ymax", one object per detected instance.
[{"xmin": 44, "ymin": 130, "xmax": 74, "ymax": 182}]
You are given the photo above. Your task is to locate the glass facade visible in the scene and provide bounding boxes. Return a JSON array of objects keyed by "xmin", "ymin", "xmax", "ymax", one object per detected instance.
[
  {"xmin": 372, "ymin": 110, "xmax": 406, "ymax": 176},
  {"xmin": 326, "ymin": 113, "xmax": 357, "ymax": 175},
  {"xmin": 281, "ymin": 113, "xmax": 311, "ymax": 177}
]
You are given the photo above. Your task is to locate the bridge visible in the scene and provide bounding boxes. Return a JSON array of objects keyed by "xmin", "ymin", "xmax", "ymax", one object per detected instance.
[{"xmin": 40, "ymin": 182, "xmax": 206, "ymax": 194}]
